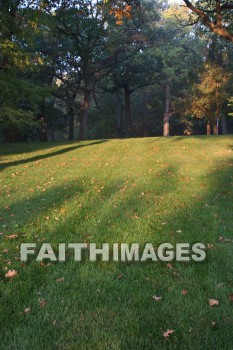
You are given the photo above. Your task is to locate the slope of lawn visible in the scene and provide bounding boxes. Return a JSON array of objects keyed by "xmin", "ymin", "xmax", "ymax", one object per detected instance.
[{"xmin": 0, "ymin": 136, "xmax": 232, "ymax": 350}]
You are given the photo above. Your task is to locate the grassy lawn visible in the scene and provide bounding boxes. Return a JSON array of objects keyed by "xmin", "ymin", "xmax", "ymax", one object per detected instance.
[{"xmin": 0, "ymin": 136, "xmax": 233, "ymax": 350}]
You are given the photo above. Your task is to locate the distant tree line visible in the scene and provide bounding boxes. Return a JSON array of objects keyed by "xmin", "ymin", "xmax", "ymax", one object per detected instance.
[{"xmin": 0, "ymin": 0, "xmax": 233, "ymax": 142}]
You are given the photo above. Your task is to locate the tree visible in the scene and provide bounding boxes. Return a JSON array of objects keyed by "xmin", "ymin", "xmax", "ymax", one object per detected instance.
[
  {"xmin": 187, "ymin": 63, "xmax": 231, "ymax": 135},
  {"xmin": 108, "ymin": 0, "xmax": 233, "ymax": 42},
  {"xmin": 183, "ymin": 0, "xmax": 233, "ymax": 42},
  {"xmin": 153, "ymin": 4, "xmax": 204, "ymax": 136},
  {"xmin": 0, "ymin": 0, "xmax": 52, "ymax": 141},
  {"xmin": 49, "ymin": 0, "xmax": 135, "ymax": 140}
]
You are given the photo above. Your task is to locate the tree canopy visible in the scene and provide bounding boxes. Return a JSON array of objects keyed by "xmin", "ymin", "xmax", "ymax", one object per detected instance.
[{"xmin": 0, "ymin": 0, "xmax": 233, "ymax": 141}]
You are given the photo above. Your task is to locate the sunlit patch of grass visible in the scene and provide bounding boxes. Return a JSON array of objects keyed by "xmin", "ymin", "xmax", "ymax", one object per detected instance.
[{"xmin": 0, "ymin": 136, "xmax": 233, "ymax": 349}]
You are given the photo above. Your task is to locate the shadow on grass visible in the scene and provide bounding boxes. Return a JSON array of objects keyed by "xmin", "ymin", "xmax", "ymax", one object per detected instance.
[
  {"xmin": 0, "ymin": 149, "xmax": 233, "ymax": 349},
  {"xmin": 0, "ymin": 166, "xmax": 179, "ymax": 348},
  {"xmin": 0, "ymin": 140, "xmax": 108, "ymax": 171},
  {"xmin": 170, "ymin": 135, "xmax": 233, "ymax": 142}
]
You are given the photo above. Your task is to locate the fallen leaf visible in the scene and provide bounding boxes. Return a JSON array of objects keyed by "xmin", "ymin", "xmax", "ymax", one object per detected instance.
[
  {"xmin": 153, "ymin": 295, "xmax": 162, "ymax": 301},
  {"xmin": 39, "ymin": 299, "xmax": 47, "ymax": 308},
  {"xmin": 5, "ymin": 234, "xmax": 18, "ymax": 239},
  {"xmin": 181, "ymin": 290, "xmax": 188, "ymax": 296},
  {"xmin": 56, "ymin": 277, "xmax": 64, "ymax": 283},
  {"xmin": 209, "ymin": 299, "xmax": 219, "ymax": 307},
  {"xmin": 166, "ymin": 263, "xmax": 173, "ymax": 269},
  {"xmin": 229, "ymin": 294, "xmax": 233, "ymax": 302},
  {"xmin": 218, "ymin": 236, "xmax": 231, "ymax": 243},
  {"xmin": 133, "ymin": 214, "xmax": 139, "ymax": 219},
  {"xmin": 117, "ymin": 274, "xmax": 123, "ymax": 279},
  {"xmin": 163, "ymin": 329, "xmax": 175, "ymax": 337},
  {"xmin": 24, "ymin": 308, "xmax": 31, "ymax": 313},
  {"xmin": 207, "ymin": 243, "xmax": 215, "ymax": 249},
  {"xmin": 5, "ymin": 269, "xmax": 18, "ymax": 278}
]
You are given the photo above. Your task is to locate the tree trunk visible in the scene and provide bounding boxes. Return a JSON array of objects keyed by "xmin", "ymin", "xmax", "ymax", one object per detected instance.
[
  {"xmin": 207, "ymin": 120, "xmax": 211, "ymax": 135},
  {"xmin": 50, "ymin": 128, "xmax": 55, "ymax": 141},
  {"xmin": 79, "ymin": 90, "xmax": 91, "ymax": 140},
  {"xmin": 39, "ymin": 115, "xmax": 48, "ymax": 141},
  {"xmin": 68, "ymin": 106, "xmax": 75, "ymax": 140},
  {"xmin": 221, "ymin": 116, "xmax": 228, "ymax": 135},
  {"xmin": 116, "ymin": 94, "xmax": 124, "ymax": 138},
  {"xmin": 213, "ymin": 119, "xmax": 218, "ymax": 135},
  {"xmin": 142, "ymin": 93, "xmax": 148, "ymax": 137},
  {"xmin": 214, "ymin": 91, "xmax": 220, "ymax": 136},
  {"xmin": 163, "ymin": 81, "xmax": 170, "ymax": 137},
  {"xmin": 124, "ymin": 82, "xmax": 132, "ymax": 138}
]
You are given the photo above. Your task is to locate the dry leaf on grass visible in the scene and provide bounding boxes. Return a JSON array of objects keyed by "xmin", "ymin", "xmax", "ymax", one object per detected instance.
[
  {"xmin": 163, "ymin": 329, "xmax": 175, "ymax": 337},
  {"xmin": 209, "ymin": 299, "xmax": 219, "ymax": 307},
  {"xmin": 218, "ymin": 236, "xmax": 231, "ymax": 243},
  {"xmin": 5, "ymin": 234, "xmax": 18, "ymax": 239},
  {"xmin": 153, "ymin": 295, "xmax": 162, "ymax": 301},
  {"xmin": 207, "ymin": 244, "xmax": 215, "ymax": 249},
  {"xmin": 181, "ymin": 290, "xmax": 188, "ymax": 296},
  {"xmin": 56, "ymin": 277, "xmax": 64, "ymax": 283},
  {"xmin": 229, "ymin": 294, "xmax": 233, "ymax": 302},
  {"xmin": 5, "ymin": 269, "xmax": 18, "ymax": 278},
  {"xmin": 24, "ymin": 308, "xmax": 31, "ymax": 313},
  {"xmin": 166, "ymin": 263, "xmax": 173, "ymax": 269},
  {"xmin": 39, "ymin": 299, "xmax": 47, "ymax": 308}
]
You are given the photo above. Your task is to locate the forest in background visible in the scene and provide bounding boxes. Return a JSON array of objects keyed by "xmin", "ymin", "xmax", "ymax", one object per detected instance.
[{"xmin": 1, "ymin": 0, "xmax": 233, "ymax": 142}]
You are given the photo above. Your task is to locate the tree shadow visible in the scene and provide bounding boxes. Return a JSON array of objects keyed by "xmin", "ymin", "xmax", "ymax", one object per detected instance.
[
  {"xmin": 0, "ymin": 140, "xmax": 108, "ymax": 171},
  {"xmin": 0, "ymin": 143, "xmax": 233, "ymax": 349},
  {"xmin": 0, "ymin": 163, "xmax": 178, "ymax": 346},
  {"xmin": 171, "ymin": 135, "xmax": 233, "ymax": 142}
]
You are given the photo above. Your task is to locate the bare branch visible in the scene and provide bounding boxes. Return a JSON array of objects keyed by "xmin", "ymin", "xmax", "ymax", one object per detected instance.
[{"xmin": 183, "ymin": 0, "xmax": 233, "ymax": 42}]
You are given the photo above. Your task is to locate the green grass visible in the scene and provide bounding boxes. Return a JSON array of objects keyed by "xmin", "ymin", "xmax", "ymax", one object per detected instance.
[{"xmin": 0, "ymin": 136, "xmax": 232, "ymax": 350}]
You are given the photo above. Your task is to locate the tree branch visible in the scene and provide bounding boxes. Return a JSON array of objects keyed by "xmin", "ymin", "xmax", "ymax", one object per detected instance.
[{"xmin": 183, "ymin": 0, "xmax": 233, "ymax": 42}]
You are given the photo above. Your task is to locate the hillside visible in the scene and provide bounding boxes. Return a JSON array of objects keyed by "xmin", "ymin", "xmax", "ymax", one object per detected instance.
[{"xmin": 0, "ymin": 136, "xmax": 233, "ymax": 349}]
